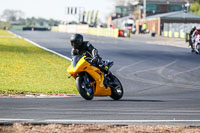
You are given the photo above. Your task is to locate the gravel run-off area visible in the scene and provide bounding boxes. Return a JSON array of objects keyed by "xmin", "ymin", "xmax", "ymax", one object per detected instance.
[{"xmin": 0, "ymin": 123, "xmax": 200, "ymax": 133}]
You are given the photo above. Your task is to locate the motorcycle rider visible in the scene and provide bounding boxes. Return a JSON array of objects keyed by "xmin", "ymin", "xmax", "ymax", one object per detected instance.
[
  {"xmin": 70, "ymin": 34, "xmax": 113, "ymax": 87},
  {"xmin": 191, "ymin": 26, "xmax": 200, "ymax": 53}
]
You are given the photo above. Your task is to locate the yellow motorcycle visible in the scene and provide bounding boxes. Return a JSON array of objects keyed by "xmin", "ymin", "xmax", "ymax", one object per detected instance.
[{"xmin": 67, "ymin": 55, "xmax": 123, "ymax": 100}]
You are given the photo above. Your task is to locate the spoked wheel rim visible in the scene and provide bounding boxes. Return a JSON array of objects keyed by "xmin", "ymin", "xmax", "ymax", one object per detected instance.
[
  {"xmin": 114, "ymin": 84, "xmax": 123, "ymax": 95},
  {"xmin": 76, "ymin": 75, "xmax": 94, "ymax": 100},
  {"xmin": 81, "ymin": 81, "xmax": 93, "ymax": 97}
]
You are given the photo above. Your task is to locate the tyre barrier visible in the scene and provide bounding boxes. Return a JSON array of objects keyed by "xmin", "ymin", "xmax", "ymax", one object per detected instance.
[
  {"xmin": 88, "ymin": 28, "xmax": 119, "ymax": 38},
  {"xmin": 163, "ymin": 31, "xmax": 185, "ymax": 39},
  {"xmin": 51, "ymin": 25, "xmax": 119, "ymax": 38}
]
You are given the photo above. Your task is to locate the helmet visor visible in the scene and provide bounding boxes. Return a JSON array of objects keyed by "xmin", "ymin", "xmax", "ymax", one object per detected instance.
[{"xmin": 71, "ymin": 40, "xmax": 81, "ymax": 49}]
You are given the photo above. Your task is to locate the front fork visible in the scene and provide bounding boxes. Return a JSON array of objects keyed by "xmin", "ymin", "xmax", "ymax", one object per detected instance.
[{"xmin": 107, "ymin": 73, "xmax": 120, "ymax": 88}]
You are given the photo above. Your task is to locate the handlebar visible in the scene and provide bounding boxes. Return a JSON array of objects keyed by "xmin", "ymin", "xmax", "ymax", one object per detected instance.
[{"xmin": 85, "ymin": 57, "xmax": 93, "ymax": 64}]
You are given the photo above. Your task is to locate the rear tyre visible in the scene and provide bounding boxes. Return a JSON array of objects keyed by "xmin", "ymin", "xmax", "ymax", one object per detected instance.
[
  {"xmin": 76, "ymin": 75, "xmax": 94, "ymax": 100},
  {"xmin": 110, "ymin": 75, "xmax": 123, "ymax": 100}
]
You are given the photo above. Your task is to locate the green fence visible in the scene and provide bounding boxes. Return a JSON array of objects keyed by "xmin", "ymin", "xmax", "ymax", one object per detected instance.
[{"xmin": 11, "ymin": 25, "xmax": 24, "ymax": 30}]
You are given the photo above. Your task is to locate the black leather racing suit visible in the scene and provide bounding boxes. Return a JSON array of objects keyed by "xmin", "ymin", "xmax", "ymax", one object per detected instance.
[
  {"xmin": 71, "ymin": 41, "xmax": 104, "ymax": 70},
  {"xmin": 189, "ymin": 27, "xmax": 196, "ymax": 51},
  {"xmin": 71, "ymin": 41, "xmax": 113, "ymax": 87}
]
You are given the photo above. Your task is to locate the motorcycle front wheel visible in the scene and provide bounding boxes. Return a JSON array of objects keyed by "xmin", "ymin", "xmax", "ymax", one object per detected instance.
[
  {"xmin": 197, "ymin": 44, "xmax": 200, "ymax": 54},
  {"xmin": 76, "ymin": 75, "xmax": 94, "ymax": 100},
  {"xmin": 110, "ymin": 75, "xmax": 123, "ymax": 100}
]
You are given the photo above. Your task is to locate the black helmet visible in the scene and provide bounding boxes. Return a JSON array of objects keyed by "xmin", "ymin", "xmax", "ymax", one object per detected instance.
[{"xmin": 70, "ymin": 34, "xmax": 83, "ymax": 49}]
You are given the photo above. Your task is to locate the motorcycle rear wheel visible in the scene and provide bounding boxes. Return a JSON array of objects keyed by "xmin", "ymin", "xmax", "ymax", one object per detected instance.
[
  {"xmin": 110, "ymin": 75, "xmax": 123, "ymax": 100},
  {"xmin": 76, "ymin": 75, "xmax": 94, "ymax": 100}
]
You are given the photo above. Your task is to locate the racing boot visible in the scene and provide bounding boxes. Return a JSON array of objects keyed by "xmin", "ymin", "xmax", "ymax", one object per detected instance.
[
  {"xmin": 101, "ymin": 60, "xmax": 114, "ymax": 88},
  {"xmin": 191, "ymin": 49, "xmax": 195, "ymax": 53}
]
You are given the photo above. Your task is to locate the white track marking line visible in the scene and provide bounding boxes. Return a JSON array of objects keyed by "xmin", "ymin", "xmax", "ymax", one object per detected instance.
[
  {"xmin": 157, "ymin": 60, "xmax": 177, "ymax": 79},
  {"xmin": 126, "ymin": 60, "xmax": 176, "ymax": 77},
  {"xmin": 116, "ymin": 60, "xmax": 146, "ymax": 79},
  {"xmin": 116, "ymin": 60, "xmax": 146, "ymax": 72},
  {"xmin": 117, "ymin": 60, "xmax": 200, "ymax": 89},
  {"xmin": 169, "ymin": 65, "xmax": 200, "ymax": 79},
  {"xmin": 44, "ymin": 119, "xmax": 200, "ymax": 123},
  {"xmin": 0, "ymin": 118, "xmax": 34, "ymax": 121},
  {"xmin": 23, "ymin": 38, "xmax": 72, "ymax": 61},
  {"xmin": 1, "ymin": 119, "xmax": 200, "ymax": 123},
  {"xmin": 8, "ymin": 31, "xmax": 72, "ymax": 61},
  {"xmin": 8, "ymin": 31, "xmax": 22, "ymax": 39}
]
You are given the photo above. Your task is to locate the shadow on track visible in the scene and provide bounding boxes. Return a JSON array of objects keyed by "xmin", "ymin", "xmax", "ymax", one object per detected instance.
[{"xmin": 89, "ymin": 99, "xmax": 165, "ymax": 102}]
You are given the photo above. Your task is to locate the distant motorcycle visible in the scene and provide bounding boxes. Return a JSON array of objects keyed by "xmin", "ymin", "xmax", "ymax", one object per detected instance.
[
  {"xmin": 67, "ymin": 55, "xmax": 123, "ymax": 100},
  {"xmin": 193, "ymin": 35, "xmax": 200, "ymax": 54}
]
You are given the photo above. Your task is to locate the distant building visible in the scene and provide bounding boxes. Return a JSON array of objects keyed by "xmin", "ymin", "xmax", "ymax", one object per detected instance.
[
  {"xmin": 108, "ymin": 0, "xmax": 194, "ymax": 30},
  {"xmin": 136, "ymin": 10, "xmax": 200, "ymax": 38},
  {"xmin": 130, "ymin": 0, "xmax": 194, "ymax": 19}
]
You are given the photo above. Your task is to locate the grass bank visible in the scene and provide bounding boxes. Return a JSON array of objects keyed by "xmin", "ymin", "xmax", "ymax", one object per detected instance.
[
  {"xmin": 0, "ymin": 30, "xmax": 77, "ymax": 94},
  {"xmin": 0, "ymin": 30, "xmax": 13, "ymax": 36}
]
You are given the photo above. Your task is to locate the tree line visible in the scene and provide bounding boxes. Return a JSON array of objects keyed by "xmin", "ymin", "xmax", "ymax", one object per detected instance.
[
  {"xmin": 190, "ymin": 0, "xmax": 200, "ymax": 15},
  {"xmin": 0, "ymin": 9, "xmax": 60, "ymax": 29}
]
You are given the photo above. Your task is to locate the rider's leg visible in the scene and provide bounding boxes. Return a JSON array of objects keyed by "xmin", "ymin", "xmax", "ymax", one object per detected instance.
[
  {"xmin": 189, "ymin": 38, "xmax": 195, "ymax": 52},
  {"xmin": 97, "ymin": 58, "xmax": 113, "ymax": 88}
]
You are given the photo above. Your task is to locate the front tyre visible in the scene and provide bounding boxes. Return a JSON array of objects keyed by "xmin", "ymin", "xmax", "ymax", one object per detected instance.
[
  {"xmin": 110, "ymin": 75, "xmax": 123, "ymax": 100},
  {"xmin": 197, "ymin": 44, "xmax": 200, "ymax": 54},
  {"xmin": 76, "ymin": 75, "xmax": 94, "ymax": 100}
]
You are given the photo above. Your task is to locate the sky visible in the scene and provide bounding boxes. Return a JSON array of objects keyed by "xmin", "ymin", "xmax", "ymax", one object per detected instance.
[{"xmin": 0, "ymin": 0, "xmax": 116, "ymax": 23}]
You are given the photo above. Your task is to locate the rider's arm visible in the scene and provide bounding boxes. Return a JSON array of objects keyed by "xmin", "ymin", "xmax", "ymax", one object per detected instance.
[
  {"xmin": 192, "ymin": 30, "xmax": 197, "ymax": 37},
  {"xmin": 86, "ymin": 42, "xmax": 99, "ymax": 58},
  {"xmin": 92, "ymin": 49, "xmax": 99, "ymax": 58},
  {"xmin": 71, "ymin": 48, "xmax": 79, "ymax": 57},
  {"xmin": 190, "ymin": 27, "xmax": 196, "ymax": 36}
]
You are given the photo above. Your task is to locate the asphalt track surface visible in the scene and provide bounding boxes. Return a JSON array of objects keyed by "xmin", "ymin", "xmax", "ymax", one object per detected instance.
[{"xmin": 1, "ymin": 31, "xmax": 200, "ymax": 125}]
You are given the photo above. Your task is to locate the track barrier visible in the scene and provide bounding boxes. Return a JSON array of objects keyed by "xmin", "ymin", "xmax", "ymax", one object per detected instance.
[
  {"xmin": 51, "ymin": 25, "xmax": 119, "ymax": 38},
  {"xmin": 163, "ymin": 31, "xmax": 186, "ymax": 39}
]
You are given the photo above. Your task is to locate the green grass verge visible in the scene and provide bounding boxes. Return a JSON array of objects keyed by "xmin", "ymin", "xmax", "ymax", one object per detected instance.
[
  {"xmin": 0, "ymin": 30, "xmax": 14, "ymax": 36},
  {"xmin": 0, "ymin": 30, "xmax": 77, "ymax": 95}
]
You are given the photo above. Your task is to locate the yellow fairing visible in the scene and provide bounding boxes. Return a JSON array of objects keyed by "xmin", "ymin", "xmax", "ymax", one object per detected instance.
[{"xmin": 67, "ymin": 56, "xmax": 111, "ymax": 96}]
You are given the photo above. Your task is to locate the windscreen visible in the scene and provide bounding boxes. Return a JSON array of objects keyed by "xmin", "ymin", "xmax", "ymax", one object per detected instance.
[{"xmin": 72, "ymin": 55, "xmax": 82, "ymax": 68}]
